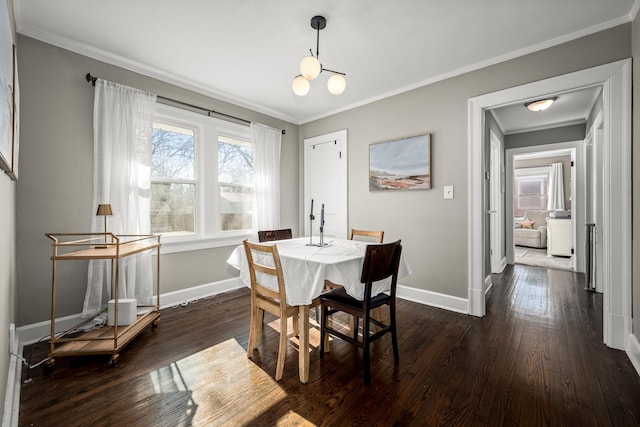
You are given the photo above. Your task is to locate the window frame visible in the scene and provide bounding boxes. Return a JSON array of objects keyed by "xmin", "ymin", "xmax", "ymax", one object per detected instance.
[
  {"xmin": 152, "ymin": 103, "xmax": 253, "ymax": 254},
  {"xmin": 513, "ymin": 166, "xmax": 550, "ymax": 215}
]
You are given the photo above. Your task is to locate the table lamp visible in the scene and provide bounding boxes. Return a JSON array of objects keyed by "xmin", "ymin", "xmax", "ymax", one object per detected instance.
[{"xmin": 96, "ymin": 204, "xmax": 113, "ymax": 247}]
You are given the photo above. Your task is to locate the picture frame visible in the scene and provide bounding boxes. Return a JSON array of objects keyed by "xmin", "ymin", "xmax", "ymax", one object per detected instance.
[
  {"xmin": 0, "ymin": 0, "xmax": 14, "ymax": 175},
  {"xmin": 369, "ymin": 133, "xmax": 431, "ymax": 191},
  {"xmin": 6, "ymin": 43, "xmax": 19, "ymax": 181}
]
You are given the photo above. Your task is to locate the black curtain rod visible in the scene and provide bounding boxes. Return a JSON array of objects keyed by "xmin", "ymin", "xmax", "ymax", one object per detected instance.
[{"xmin": 85, "ymin": 73, "xmax": 285, "ymax": 135}]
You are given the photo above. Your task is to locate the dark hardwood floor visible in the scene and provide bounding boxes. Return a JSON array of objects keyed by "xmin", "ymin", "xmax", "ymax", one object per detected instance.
[{"xmin": 18, "ymin": 264, "xmax": 640, "ymax": 426}]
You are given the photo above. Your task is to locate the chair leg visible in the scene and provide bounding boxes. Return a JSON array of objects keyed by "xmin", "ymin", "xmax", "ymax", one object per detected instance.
[
  {"xmin": 362, "ymin": 311, "xmax": 371, "ymax": 385},
  {"xmin": 292, "ymin": 312, "xmax": 300, "ymax": 337},
  {"xmin": 390, "ymin": 303, "xmax": 399, "ymax": 363},
  {"xmin": 319, "ymin": 305, "xmax": 326, "ymax": 358},
  {"xmin": 275, "ymin": 315, "xmax": 288, "ymax": 381},
  {"xmin": 353, "ymin": 316, "xmax": 359, "ymax": 340},
  {"xmin": 247, "ymin": 305, "xmax": 262, "ymax": 358}
]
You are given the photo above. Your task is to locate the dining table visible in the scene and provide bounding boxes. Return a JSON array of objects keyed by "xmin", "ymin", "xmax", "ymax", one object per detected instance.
[{"xmin": 226, "ymin": 236, "xmax": 412, "ymax": 383}]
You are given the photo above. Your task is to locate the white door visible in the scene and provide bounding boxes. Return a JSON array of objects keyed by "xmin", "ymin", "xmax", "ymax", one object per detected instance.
[
  {"xmin": 489, "ymin": 131, "xmax": 503, "ymax": 273},
  {"xmin": 304, "ymin": 130, "xmax": 348, "ymax": 239}
]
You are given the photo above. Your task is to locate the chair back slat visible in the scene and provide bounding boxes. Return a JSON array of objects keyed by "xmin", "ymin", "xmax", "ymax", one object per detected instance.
[{"xmin": 349, "ymin": 228, "xmax": 384, "ymax": 243}]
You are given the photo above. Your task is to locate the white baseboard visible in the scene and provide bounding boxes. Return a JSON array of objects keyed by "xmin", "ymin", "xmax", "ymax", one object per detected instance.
[
  {"xmin": 606, "ymin": 312, "xmax": 631, "ymax": 351},
  {"xmin": 17, "ymin": 278, "xmax": 245, "ymax": 346},
  {"xmin": 397, "ymin": 284, "xmax": 468, "ymax": 314},
  {"xmin": 2, "ymin": 324, "xmax": 20, "ymax": 427},
  {"xmin": 627, "ymin": 333, "xmax": 640, "ymax": 378},
  {"xmin": 159, "ymin": 277, "xmax": 244, "ymax": 309}
]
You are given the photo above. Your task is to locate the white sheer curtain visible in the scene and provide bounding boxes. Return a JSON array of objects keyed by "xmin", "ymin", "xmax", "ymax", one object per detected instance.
[
  {"xmin": 251, "ymin": 123, "xmax": 281, "ymax": 230},
  {"xmin": 83, "ymin": 79, "xmax": 157, "ymax": 317},
  {"xmin": 547, "ymin": 162, "xmax": 565, "ymax": 211}
]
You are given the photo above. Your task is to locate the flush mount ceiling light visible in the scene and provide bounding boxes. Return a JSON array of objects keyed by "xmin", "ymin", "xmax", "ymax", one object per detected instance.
[
  {"xmin": 292, "ymin": 15, "xmax": 346, "ymax": 96},
  {"xmin": 524, "ymin": 97, "xmax": 557, "ymax": 112}
]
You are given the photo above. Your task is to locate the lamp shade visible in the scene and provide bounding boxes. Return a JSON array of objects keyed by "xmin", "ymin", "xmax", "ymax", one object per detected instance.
[
  {"xmin": 96, "ymin": 204, "xmax": 113, "ymax": 216},
  {"xmin": 292, "ymin": 75, "xmax": 311, "ymax": 96},
  {"xmin": 300, "ymin": 56, "xmax": 321, "ymax": 80},
  {"xmin": 327, "ymin": 74, "xmax": 346, "ymax": 95},
  {"xmin": 525, "ymin": 98, "xmax": 555, "ymax": 112}
]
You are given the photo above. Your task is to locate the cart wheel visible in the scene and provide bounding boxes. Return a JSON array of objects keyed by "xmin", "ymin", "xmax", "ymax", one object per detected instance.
[
  {"xmin": 46, "ymin": 358, "xmax": 55, "ymax": 368},
  {"xmin": 153, "ymin": 317, "xmax": 160, "ymax": 327},
  {"xmin": 108, "ymin": 354, "xmax": 119, "ymax": 367}
]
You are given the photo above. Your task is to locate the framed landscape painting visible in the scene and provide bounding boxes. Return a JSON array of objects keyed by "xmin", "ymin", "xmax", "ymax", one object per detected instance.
[
  {"xmin": 0, "ymin": 0, "xmax": 14, "ymax": 174},
  {"xmin": 369, "ymin": 133, "xmax": 431, "ymax": 191}
]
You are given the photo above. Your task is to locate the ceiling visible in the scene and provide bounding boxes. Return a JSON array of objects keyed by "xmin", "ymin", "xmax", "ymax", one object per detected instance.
[
  {"xmin": 13, "ymin": 0, "xmax": 638, "ymax": 125},
  {"xmin": 490, "ymin": 86, "xmax": 602, "ymax": 135}
]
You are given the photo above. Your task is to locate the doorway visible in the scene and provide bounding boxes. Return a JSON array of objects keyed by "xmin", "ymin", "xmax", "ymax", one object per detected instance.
[
  {"xmin": 467, "ymin": 59, "xmax": 632, "ymax": 351},
  {"xmin": 508, "ymin": 146, "xmax": 577, "ymax": 272}
]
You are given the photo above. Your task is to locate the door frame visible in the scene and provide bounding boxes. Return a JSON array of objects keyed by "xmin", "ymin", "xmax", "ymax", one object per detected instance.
[{"xmin": 467, "ymin": 59, "xmax": 631, "ymax": 351}]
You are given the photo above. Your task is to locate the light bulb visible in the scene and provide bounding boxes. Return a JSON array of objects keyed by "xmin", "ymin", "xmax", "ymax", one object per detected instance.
[
  {"xmin": 300, "ymin": 56, "xmax": 321, "ymax": 80},
  {"xmin": 327, "ymin": 74, "xmax": 346, "ymax": 95},
  {"xmin": 292, "ymin": 76, "xmax": 310, "ymax": 96}
]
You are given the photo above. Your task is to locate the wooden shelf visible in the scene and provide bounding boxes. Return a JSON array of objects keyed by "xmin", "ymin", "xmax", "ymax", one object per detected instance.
[{"xmin": 51, "ymin": 311, "xmax": 160, "ymax": 357}]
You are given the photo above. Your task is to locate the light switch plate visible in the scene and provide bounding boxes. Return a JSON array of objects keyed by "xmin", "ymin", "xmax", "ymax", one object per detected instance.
[{"xmin": 444, "ymin": 185, "xmax": 454, "ymax": 199}]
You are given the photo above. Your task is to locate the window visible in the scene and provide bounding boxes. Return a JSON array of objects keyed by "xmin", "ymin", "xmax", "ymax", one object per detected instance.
[
  {"xmin": 514, "ymin": 167, "xmax": 549, "ymax": 217},
  {"xmin": 218, "ymin": 136, "xmax": 254, "ymax": 231},
  {"xmin": 151, "ymin": 103, "xmax": 253, "ymax": 252},
  {"xmin": 151, "ymin": 122, "xmax": 196, "ymax": 236}
]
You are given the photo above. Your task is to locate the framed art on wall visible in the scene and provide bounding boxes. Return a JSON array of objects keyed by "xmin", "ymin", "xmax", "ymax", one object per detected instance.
[
  {"xmin": 0, "ymin": 0, "xmax": 14, "ymax": 174},
  {"xmin": 369, "ymin": 133, "xmax": 431, "ymax": 191},
  {"xmin": 6, "ymin": 44, "xmax": 19, "ymax": 180}
]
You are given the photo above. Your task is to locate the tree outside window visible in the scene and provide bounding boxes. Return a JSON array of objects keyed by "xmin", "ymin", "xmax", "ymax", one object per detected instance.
[
  {"xmin": 218, "ymin": 136, "xmax": 253, "ymax": 231},
  {"xmin": 151, "ymin": 122, "xmax": 196, "ymax": 235}
]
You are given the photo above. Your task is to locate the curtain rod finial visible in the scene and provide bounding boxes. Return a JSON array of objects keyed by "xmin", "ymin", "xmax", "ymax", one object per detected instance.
[{"xmin": 85, "ymin": 73, "xmax": 97, "ymax": 86}]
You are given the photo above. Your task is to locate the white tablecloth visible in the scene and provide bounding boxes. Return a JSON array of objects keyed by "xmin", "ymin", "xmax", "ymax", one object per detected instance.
[{"xmin": 226, "ymin": 237, "xmax": 411, "ymax": 306}]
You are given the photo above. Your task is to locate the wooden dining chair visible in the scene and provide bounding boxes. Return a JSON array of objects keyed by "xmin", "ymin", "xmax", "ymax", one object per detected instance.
[
  {"xmin": 258, "ymin": 228, "xmax": 293, "ymax": 242},
  {"xmin": 323, "ymin": 228, "xmax": 385, "ymax": 325},
  {"xmin": 243, "ymin": 239, "xmax": 299, "ymax": 381},
  {"xmin": 319, "ymin": 240, "xmax": 402, "ymax": 384},
  {"xmin": 349, "ymin": 228, "xmax": 384, "ymax": 243}
]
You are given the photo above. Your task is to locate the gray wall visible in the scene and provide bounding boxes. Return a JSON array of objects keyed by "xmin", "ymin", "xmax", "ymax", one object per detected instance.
[
  {"xmin": 299, "ymin": 24, "xmax": 630, "ymax": 300},
  {"xmin": 632, "ymin": 13, "xmax": 640, "ymax": 347},
  {"xmin": 504, "ymin": 123, "xmax": 586, "ymax": 149},
  {"xmin": 15, "ymin": 35, "xmax": 299, "ymax": 326}
]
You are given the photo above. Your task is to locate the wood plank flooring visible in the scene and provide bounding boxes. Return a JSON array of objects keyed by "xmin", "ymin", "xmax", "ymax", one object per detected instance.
[{"xmin": 18, "ymin": 264, "xmax": 640, "ymax": 426}]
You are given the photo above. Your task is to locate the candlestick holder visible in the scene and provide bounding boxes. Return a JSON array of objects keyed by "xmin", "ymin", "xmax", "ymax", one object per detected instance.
[{"xmin": 306, "ymin": 213, "xmax": 316, "ymax": 246}]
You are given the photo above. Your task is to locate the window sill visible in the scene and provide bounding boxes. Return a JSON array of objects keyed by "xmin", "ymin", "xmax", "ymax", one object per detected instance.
[{"xmin": 154, "ymin": 232, "xmax": 252, "ymax": 255}]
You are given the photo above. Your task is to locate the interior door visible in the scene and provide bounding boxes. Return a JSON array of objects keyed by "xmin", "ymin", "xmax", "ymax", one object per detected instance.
[
  {"xmin": 304, "ymin": 130, "xmax": 348, "ymax": 239},
  {"xmin": 489, "ymin": 131, "xmax": 503, "ymax": 273}
]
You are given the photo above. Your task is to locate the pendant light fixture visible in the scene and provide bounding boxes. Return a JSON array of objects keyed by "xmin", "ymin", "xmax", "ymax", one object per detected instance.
[{"xmin": 292, "ymin": 15, "xmax": 346, "ymax": 96}]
